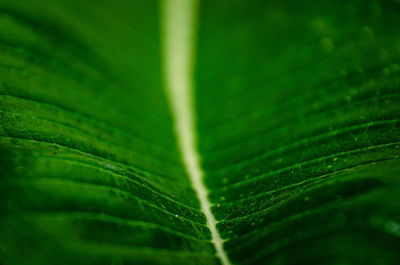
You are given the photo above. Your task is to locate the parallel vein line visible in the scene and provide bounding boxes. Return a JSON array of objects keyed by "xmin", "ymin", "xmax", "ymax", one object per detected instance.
[{"xmin": 161, "ymin": 0, "xmax": 232, "ymax": 264}]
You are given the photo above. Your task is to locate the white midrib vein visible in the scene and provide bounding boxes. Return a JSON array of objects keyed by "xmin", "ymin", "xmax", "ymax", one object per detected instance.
[{"xmin": 161, "ymin": 0, "xmax": 231, "ymax": 265}]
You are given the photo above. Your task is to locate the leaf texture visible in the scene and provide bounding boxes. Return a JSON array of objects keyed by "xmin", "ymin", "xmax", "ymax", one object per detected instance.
[{"xmin": 1, "ymin": 0, "xmax": 400, "ymax": 265}]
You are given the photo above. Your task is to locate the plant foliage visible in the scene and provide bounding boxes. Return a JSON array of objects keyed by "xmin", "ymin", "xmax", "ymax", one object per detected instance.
[{"xmin": 0, "ymin": 0, "xmax": 400, "ymax": 265}]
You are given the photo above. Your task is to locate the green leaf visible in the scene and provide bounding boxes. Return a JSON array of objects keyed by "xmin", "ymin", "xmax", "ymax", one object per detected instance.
[{"xmin": 1, "ymin": 0, "xmax": 400, "ymax": 265}]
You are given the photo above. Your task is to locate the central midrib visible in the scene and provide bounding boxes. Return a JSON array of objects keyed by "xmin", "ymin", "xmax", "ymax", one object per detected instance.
[{"xmin": 161, "ymin": 0, "xmax": 232, "ymax": 264}]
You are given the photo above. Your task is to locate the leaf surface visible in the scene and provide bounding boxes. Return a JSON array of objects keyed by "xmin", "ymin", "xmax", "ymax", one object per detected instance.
[{"xmin": 1, "ymin": 0, "xmax": 400, "ymax": 265}]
